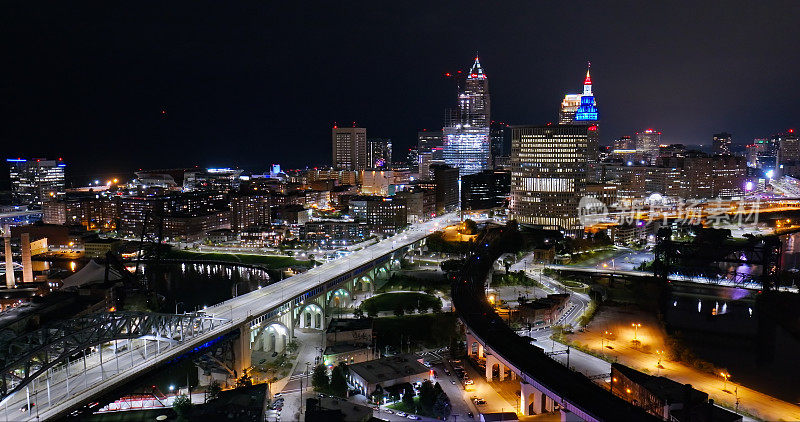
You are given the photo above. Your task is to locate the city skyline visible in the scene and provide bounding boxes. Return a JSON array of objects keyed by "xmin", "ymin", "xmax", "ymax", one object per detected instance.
[{"xmin": 2, "ymin": 2, "xmax": 799, "ymax": 179}]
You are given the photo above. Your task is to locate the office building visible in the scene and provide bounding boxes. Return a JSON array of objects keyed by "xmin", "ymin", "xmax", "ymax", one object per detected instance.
[
  {"xmin": 417, "ymin": 130, "xmax": 443, "ymax": 156},
  {"xmin": 360, "ymin": 170, "xmax": 394, "ymax": 196},
  {"xmin": 635, "ymin": 129, "xmax": 662, "ymax": 160},
  {"xmin": 302, "ymin": 220, "xmax": 370, "ymax": 246},
  {"xmin": 431, "ymin": 164, "xmax": 459, "ymax": 213},
  {"xmin": 395, "ymin": 188, "xmax": 435, "ymax": 223},
  {"xmin": 558, "ymin": 94, "xmax": 582, "ymax": 124},
  {"xmin": 613, "ymin": 136, "xmax": 633, "ymax": 151},
  {"xmin": 8, "ymin": 158, "xmax": 66, "ymax": 206},
  {"xmin": 332, "ymin": 126, "xmax": 368, "ymax": 170},
  {"xmin": 443, "ymin": 56, "xmax": 491, "ymax": 176},
  {"xmin": 461, "ymin": 170, "xmax": 511, "ymax": 211},
  {"xmin": 712, "ymin": 132, "xmax": 732, "ymax": 155},
  {"xmin": 347, "ymin": 354, "xmax": 430, "ymax": 396},
  {"xmin": 323, "ymin": 318, "xmax": 374, "ymax": 367},
  {"xmin": 510, "ymin": 125, "xmax": 590, "ymax": 233},
  {"xmin": 778, "ymin": 129, "xmax": 800, "ymax": 168},
  {"xmin": 367, "ymin": 138, "xmax": 392, "ymax": 168},
  {"xmin": 490, "ymin": 121, "xmax": 511, "ymax": 168},
  {"xmin": 348, "ymin": 196, "xmax": 407, "ymax": 234}
]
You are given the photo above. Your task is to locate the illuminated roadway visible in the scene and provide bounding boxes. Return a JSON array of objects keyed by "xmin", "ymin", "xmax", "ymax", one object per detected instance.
[{"xmin": 6, "ymin": 213, "xmax": 459, "ymax": 421}]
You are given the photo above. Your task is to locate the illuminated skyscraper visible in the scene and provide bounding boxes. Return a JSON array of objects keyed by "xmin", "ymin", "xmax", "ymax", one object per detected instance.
[
  {"xmin": 443, "ymin": 56, "xmax": 491, "ymax": 176},
  {"xmin": 332, "ymin": 126, "xmax": 367, "ymax": 170},
  {"xmin": 510, "ymin": 125, "xmax": 590, "ymax": 234},
  {"xmin": 559, "ymin": 94, "xmax": 582, "ymax": 124},
  {"xmin": 635, "ymin": 129, "xmax": 662, "ymax": 158},
  {"xmin": 574, "ymin": 64, "xmax": 599, "ymax": 122},
  {"xmin": 8, "ymin": 158, "xmax": 66, "ymax": 206}
]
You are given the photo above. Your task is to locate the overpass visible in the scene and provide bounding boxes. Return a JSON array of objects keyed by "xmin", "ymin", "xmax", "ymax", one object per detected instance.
[
  {"xmin": 0, "ymin": 213, "xmax": 459, "ymax": 420},
  {"xmin": 545, "ymin": 265, "xmax": 774, "ymax": 291},
  {"xmin": 452, "ymin": 227, "xmax": 659, "ymax": 421}
]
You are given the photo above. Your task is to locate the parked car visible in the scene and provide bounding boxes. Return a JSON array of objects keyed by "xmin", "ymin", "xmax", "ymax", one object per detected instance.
[
  {"xmin": 396, "ymin": 411, "xmax": 407, "ymax": 417},
  {"xmin": 407, "ymin": 415, "xmax": 421, "ymax": 420}
]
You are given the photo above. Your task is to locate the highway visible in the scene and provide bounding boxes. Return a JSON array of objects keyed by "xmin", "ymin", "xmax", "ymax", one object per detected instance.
[{"xmin": 4, "ymin": 213, "xmax": 459, "ymax": 420}]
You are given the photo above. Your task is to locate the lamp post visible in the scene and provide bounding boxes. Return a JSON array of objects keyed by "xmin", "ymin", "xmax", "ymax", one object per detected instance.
[
  {"xmin": 601, "ymin": 331, "xmax": 612, "ymax": 349},
  {"xmin": 720, "ymin": 372, "xmax": 731, "ymax": 393},
  {"xmin": 631, "ymin": 323, "xmax": 641, "ymax": 342}
]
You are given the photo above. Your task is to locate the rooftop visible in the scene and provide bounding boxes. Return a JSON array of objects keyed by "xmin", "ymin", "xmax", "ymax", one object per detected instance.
[
  {"xmin": 326, "ymin": 318, "xmax": 373, "ymax": 334},
  {"xmin": 348, "ymin": 354, "xmax": 429, "ymax": 385}
]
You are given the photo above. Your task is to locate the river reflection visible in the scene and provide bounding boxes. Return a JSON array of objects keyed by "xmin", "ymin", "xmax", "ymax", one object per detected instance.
[{"xmin": 142, "ymin": 263, "xmax": 271, "ymax": 311}]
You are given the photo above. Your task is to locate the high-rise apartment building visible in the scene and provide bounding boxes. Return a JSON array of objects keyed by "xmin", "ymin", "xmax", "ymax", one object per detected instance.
[
  {"xmin": 510, "ymin": 125, "xmax": 590, "ymax": 233},
  {"xmin": 332, "ymin": 127, "xmax": 367, "ymax": 170},
  {"xmin": 712, "ymin": 132, "xmax": 732, "ymax": 155},
  {"xmin": 8, "ymin": 158, "xmax": 66, "ymax": 206},
  {"xmin": 443, "ymin": 56, "xmax": 491, "ymax": 176},
  {"xmin": 367, "ymin": 138, "xmax": 392, "ymax": 168}
]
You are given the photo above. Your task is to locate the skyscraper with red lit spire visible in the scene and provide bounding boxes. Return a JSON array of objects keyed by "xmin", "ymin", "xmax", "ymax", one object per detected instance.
[{"xmin": 443, "ymin": 56, "xmax": 491, "ymax": 177}]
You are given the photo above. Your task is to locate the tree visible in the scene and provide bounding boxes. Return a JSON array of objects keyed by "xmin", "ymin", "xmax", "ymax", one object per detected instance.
[
  {"xmin": 370, "ymin": 385, "xmax": 385, "ymax": 404},
  {"xmin": 432, "ymin": 392, "xmax": 452, "ymax": 420},
  {"xmin": 402, "ymin": 384, "xmax": 415, "ymax": 407},
  {"xmin": 286, "ymin": 340, "xmax": 299, "ymax": 354},
  {"xmin": 461, "ymin": 219, "xmax": 478, "ymax": 235},
  {"xmin": 173, "ymin": 394, "xmax": 192, "ymax": 419},
  {"xmin": 353, "ymin": 307, "xmax": 364, "ymax": 318},
  {"xmin": 206, "ymin": 380, "xmax": 221, "ymax": 402},
  {"xmin": 416, "ymin": 300, "xmax": 429, "ymax": 314},
  {"xmin": 418, "ymin": 380, "xmax": 436, "ymax": 412},
  {"xmin": 393, "ymin": 304, "xmax": 405, "ymax": 317},
  {"xmin": 329, "ymin": 365, "xmax": 348, "ymax": 397},
  {"xmin": 449, "ymin": 337, "xmax": 465, "ymax": 358},
  {"xmin": 312, "ymin": 364, "xmax": 330, "ymax": 392}
]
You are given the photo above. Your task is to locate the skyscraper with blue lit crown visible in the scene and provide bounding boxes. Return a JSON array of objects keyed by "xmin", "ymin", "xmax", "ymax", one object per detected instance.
[{"xmin": 574, "ymin": 63, "xmax": 598, "ymax": 122}]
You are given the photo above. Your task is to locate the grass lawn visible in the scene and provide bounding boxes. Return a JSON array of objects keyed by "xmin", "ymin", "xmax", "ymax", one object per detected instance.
[
  {"xmin": 361, "ymin": 292, "xmax": 441, "ymax": 314},
  {"xmin": 387, "ymin": 397, "xmax": 433, "ymax": 417},
  {"xmin": 166, "ymin": 249, "xmax": 311, "ymax": 269}
]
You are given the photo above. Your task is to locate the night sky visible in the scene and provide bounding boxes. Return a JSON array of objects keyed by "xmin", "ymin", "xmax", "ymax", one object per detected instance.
[{"xmin": 2, "ymin": 1, "xmax": 799, "ymax": 184}]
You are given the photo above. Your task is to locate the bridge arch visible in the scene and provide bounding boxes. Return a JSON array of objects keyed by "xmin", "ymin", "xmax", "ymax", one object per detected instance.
[
  {"xmin": 354, "ymin": 276, "xmax": 373, "ymax": 292},
  {"xmin": 298, "ymin": 303, "xmax": 324, "ymax": 330},
  {"xmin": 255, "ymin": 322, "xmax": 289, "ymax": 354},
  {"xmin": 328, "ymin": 288, "xmax": 351, "ymax": 308}
]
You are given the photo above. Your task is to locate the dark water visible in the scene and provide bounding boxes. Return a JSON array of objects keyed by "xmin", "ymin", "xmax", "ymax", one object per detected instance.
[{"xmin": 143, "ymin": 262, "xmax": 271, "ymax": 310}]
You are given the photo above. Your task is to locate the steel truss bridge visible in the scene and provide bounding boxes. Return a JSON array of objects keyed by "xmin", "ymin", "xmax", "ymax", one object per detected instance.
[{"xmin": 0, "ymin": 311, "xmax": 227, "ymax": 419}]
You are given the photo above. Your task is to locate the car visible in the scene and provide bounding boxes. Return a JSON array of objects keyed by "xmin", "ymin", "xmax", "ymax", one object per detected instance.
[
  {"xmin": 450, "ymin": 380, "xmax": 456, "ymax": 385},
  {"xmin": 407, "ymin": 415, "xmax": 421, "ymax": 420},
  {"xmin": 467, "ymin": 412, "xmax": 474, "ymax": 418},
  {"xmin": 464, "ymin": 379, "xmax": 474, "ymax": 385},
  {"xmin": 273, "ymin": 393, "xmax": 283, "ymax": 398},
  {"xmin": 396, "ymin": 411, "xmax": 407, "ymax": 417},
  {"xmin": 19, "ymin": 403, "xmax": 34, "ymax": 412},
  {"xmin": 384, "ymin": 409, "xmax": 394, "ymax": 414}
]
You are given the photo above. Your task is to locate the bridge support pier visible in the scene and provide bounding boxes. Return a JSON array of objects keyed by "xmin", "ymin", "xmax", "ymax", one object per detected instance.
[
  {"xmin": 560, "ymin": 408, "xmax": 583, "ymax": 421},
  {"xmin": 520, "ymin": 381, "xmax": 544, "ymax": 415},
  {"xmin": 234, "ymin": 324, "xmax": 252, "ymax": 379},
  {"xmin": 485, "ymin": 353, "xmax": 501, "ymax": 382}
]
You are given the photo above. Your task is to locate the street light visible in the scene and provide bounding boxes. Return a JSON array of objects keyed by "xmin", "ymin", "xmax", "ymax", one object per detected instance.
[
  {"xmin": 601, "ymin": 331, "xmax": 612, "ymax": 349},
  {"xmin": 720, "ymin": 372, "xmax": 731, "ymax": 392},
  {"xmin": 631, "ymin": 323, "xmax": 641, "ymax": 342}
]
